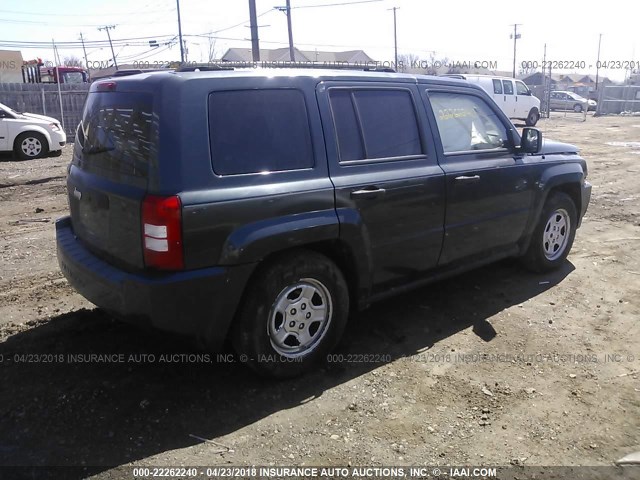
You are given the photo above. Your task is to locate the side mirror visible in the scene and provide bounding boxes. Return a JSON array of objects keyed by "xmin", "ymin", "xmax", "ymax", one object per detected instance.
[{"xmin": 521, "ymin": 127, "xmax": 542, "ymax": 154}]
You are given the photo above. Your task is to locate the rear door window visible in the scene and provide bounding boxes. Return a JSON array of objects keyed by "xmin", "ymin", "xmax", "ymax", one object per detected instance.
[
  {"xmin": 329, "ymin": 88, "xmax": 423, "ymax": 162},
  {"xmin": 492, "ymin": 79, "xmax": 503, "ymax": 94},
  {"xmin": 208, "ymin": 89, "xmax": 314, "ymax": 175},
  {"xmin": 502, "ymin": 80, "xmax": 514, "ymax": 95}
]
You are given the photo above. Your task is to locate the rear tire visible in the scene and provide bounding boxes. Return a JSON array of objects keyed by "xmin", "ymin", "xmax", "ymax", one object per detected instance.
[
  {"xmin": 525, "ymin": 108, "xmax": 540, "ymax": 126},
  {"xmin": 231, "ymin": 250, "xmax": 349, "ymax": 378},
  {"xmin": 14, "ymin": 132, "xmax": 48, "ymax": 160},
  {"xmin": 521, "ymin": 192, "xmax": 577, "ymax": 273}
]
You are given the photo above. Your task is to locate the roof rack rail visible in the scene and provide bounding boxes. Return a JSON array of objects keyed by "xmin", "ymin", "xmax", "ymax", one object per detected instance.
[
  {"xmin": 175, "ymin": 61, "xmax": 396, "ymax": 73},
  {"xmin": 175, "ymin": 65, "xmax": 234, "ymax": 72}
]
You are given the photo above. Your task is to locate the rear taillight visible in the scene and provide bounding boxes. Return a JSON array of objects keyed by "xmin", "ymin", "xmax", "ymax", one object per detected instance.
[
  {"xmin": 96, "ymin": 81, "xmax": 116, "ymax": 92},
  {"xmin": 142, "ymin": 195, "xmax": 184, "ymax": 270}
]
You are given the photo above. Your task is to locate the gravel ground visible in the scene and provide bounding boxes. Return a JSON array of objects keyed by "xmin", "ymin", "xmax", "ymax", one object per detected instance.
[{"xmin": 0, "ymin": 113, "xmax": 638, "ymax": 479}]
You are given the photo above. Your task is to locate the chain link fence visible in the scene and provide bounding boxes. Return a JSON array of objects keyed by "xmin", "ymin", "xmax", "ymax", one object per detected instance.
[{"xmin": 0, "ymin": 83, "xmax": 89, "ymax": 141}]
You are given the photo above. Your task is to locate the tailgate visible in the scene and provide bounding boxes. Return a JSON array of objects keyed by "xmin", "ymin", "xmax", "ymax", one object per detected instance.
[{"xmin": 68, "ymin": 90, "xmax": 156, "ymax": 270}]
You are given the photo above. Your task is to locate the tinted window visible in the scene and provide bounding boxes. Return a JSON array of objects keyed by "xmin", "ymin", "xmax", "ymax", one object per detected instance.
[
  {"xmin": 77, "ymin": 92, "xmax": 156, "ymax": 188},
  {"xmin": 516, "ymin": 81, "xmax": 529, "ymax": 95},
  {"xmin": 430, "ymin": 93, "xmax": 509, "ymax": 153},
  {"xmin": 328, "ymin": 90, "xmax": 364, "ymax": 161},
  {"xmin": 492, "ymin": 79, "xmax": 503, "ymax": 94},
  {"xmin": 329, "ymin": 89, "xmax": 422, "ymax": 161},
  {"xmin": 502, "ymin": 80, "xmax": 514, "ymax": 95},
  {"xmin": 209, "ymin": 89, "xmax": 313, "ymax": 175}
]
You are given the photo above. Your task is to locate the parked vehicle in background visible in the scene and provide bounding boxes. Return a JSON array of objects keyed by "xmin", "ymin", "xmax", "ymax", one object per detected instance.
[
  {"xmin": 56, "ymin": 68, "xmax": 590, "ymax": 378},
  {"xmin": 550, "ymin": 91, "xmax": 593, "ymax": 112},
  {"xmin": 442, "ymin": 74, "xmax": 541, "ymax": 126},
  {"xmin": 22, "ymin": 59, "xmax": 88, "ymax": 84},
  {"xmin": 566, "ymin": 85, "xmax": 598, "ymax": 103},
  {"xmin": 0, "ymin": 101, "xmax": 66, "ymax": 159}
]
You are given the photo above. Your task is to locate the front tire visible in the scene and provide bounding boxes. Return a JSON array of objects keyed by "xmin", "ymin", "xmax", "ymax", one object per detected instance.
[
  {"xmin": 231, "ymin": 250, "xmax": 349, "ymax": 378},
  {"xmin": 14, "ymin": 132, "xmax": 48, "ymax": 160},
  {"xmin": 525, "ymin": 108, "xmax": 540, "ymax": 126},
  {"xmin": 573, "ymin": 104, "xmax": 583, "ymax": 113},
  {"xmin": 522, "ymin": 192, "xmax": 577, "ymax": 273}
]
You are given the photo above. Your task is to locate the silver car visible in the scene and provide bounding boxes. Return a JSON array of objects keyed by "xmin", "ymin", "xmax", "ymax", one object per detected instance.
[{"xmin": 549, "ymin": 91, "xmax": 590, "ymax": 113}]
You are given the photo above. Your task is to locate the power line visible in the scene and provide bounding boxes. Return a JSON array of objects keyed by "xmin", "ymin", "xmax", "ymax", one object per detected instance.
[
  {"xmin": 204, "ymin": 8, "xmax": 273, "ymax": 36},
  {"xmin": 0, "ymin": 34, "xmax": 177, "ymax": 48},
  {"xmin": 291, "ymin": 0, "xmax": 383, "ymax": 9},
  {"xmin": 0, "ymin": 1, "xmax": 173, "ymax": 17}
]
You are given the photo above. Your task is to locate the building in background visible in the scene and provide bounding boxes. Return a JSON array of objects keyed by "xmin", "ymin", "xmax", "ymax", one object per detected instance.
[
  {"xmin": 222, "ymin": 48, "xmax": 375, "ymax": 65},
  {"xmin": 0, "ymin": 50, "xmax": 24, "ymax": 83}
]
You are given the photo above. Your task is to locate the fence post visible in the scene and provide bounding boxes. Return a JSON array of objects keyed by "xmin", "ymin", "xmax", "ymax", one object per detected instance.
[{"xmin": 41, "ymin": 88, "xmax": 46, "ymax": 116}]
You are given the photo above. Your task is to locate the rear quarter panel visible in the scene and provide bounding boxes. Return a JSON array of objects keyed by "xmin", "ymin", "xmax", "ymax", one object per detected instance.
[{"xmin": 163, "ymin": 76, "xmax": 340, "ymax": 270}]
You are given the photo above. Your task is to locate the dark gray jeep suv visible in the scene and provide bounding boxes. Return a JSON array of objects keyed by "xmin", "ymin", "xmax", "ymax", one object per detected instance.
[{"xmin": 56, "ymin": 68, "xmax": 591, "ymax": 377}]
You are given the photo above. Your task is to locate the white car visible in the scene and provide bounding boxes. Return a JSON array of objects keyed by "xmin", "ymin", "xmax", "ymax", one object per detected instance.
[{"xmin": 0, "ymin": 102, "xmax": 67, "ymax": 159}]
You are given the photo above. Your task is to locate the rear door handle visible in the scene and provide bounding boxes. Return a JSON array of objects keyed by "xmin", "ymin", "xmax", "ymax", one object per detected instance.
[
  {"xmin": 454, "ymin": 175, "xmax": 481, "ymax": 183},
  {"xmin": 350, "ymin": 187, "xmax": 386, "ymax": 198}
]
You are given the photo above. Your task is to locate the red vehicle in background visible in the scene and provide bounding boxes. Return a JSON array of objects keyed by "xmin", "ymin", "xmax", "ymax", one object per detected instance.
[{"xmin": 22, "ymin": 59, "xmax": 88, "ymax": 84}]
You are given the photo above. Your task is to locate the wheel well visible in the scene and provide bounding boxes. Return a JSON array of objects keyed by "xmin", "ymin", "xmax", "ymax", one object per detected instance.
[
  {"xmin": 254, "ymin": 240, "xmax": 360, "ymax": 311},
  {"xmin": 13, "ymin": 131, "xmax": 49, "ymax": 152},
  {"xmin": 549, "ymin": 183, "xmax": 581, "ymax": 216}
]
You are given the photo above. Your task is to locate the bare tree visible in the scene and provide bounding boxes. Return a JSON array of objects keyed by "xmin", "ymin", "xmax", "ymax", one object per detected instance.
[
  {"xmin": 396, "ymin": 53, "xmax": 420, "ymax": 73},
  {"xmin": 426, "ymin": 54, "xmax": 445, "ymax": 75},
  {"xmin": 63, "ymin": 55, "xmax": 84, "ymax": 67},
  {"xmin": 519, "ymin": 64, "xmax": 538, "ymax": 77}
]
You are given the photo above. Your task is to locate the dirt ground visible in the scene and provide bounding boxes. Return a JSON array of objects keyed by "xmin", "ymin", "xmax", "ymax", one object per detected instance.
[{"xmin": 0, "ymin": 113, "xmax": 639, "ymax": 478}]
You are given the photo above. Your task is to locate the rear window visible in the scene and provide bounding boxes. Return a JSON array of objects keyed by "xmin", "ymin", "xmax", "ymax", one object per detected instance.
[
  {"xmin": 76, "ymin": 92, "xmax": 156, "ymax": 187},
  {"xmin": 63, "ymin": 71, "xmax": 86, "ymax": 84},
  {"xmin": 208, "ymin": 89, "xmax": 314, "ymax": 175}
]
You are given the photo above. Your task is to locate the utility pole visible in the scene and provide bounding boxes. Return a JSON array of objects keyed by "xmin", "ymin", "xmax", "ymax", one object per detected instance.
[
  {"xmin": 248, "ymin": 0, "xmax": 260, "ymax": 62},
  {"xmin": 389, "ymin": 7, "xmax": 399, "ymax": 69},
  {"xmin": 51, "ymin": 39, "xmax": 65, "ymax": 131},
  {"xmin": 595, "ymin": 33, "xmax": 602, "ymax": 90},
  {"xmin": 275, "ymin": 1, "xmax": 295, "ymax": 61},
  {"xmin": 543, "ymin": 43, "xmax": 549, "ymax": 118},
  {"xmin": 98, "ymin": 25, "xmax": 118, "ymax": 70},
  {"xmin": 79, "ymin": 32, "xmax": 89, "ymax": 76},
  {"xmin": 286, "ymin": 0, "xmax": 295, "ymax": 61},
  {"xmin": 510, "ymin": 24, "xmax": 521, "ymax": 78},
  {"xmin": 176, "ymin": 0, "xmax": 185, "ymax": 64}
]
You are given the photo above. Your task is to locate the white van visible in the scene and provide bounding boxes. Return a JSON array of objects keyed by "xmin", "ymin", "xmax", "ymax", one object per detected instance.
[{"xmin": 443, "ymin": 74, "xmax": 540, "ymax": 126}]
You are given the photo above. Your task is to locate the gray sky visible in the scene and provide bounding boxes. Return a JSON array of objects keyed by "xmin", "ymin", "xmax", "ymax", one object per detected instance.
[{"xmin": 1, "ymin": 0, "xmax": 638, "ymax": 80}]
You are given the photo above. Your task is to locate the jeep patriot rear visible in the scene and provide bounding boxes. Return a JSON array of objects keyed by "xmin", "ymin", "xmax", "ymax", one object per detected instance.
[{"xmin": 56, "ymin": 69, "xmax": 591, "ymax": 377}]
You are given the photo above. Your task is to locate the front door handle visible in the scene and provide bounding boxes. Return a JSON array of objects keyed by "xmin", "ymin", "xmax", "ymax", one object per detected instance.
[
  {"xmin": 454, "ymin": 175, "xmax": 481, "ymax": 183},
  {"xmin": 350, "ymin": 186, "xmax": 386, "ymax": 198}
]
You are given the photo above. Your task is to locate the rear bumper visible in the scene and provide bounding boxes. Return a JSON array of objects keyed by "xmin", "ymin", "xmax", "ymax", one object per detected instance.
[
  {"xmin": 56, "ymin": 216, "xmax": 254, "ymax": 350},
  {"xmin": 579, "ymin": 180, "xmax": 592, "ymax": 227}
]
